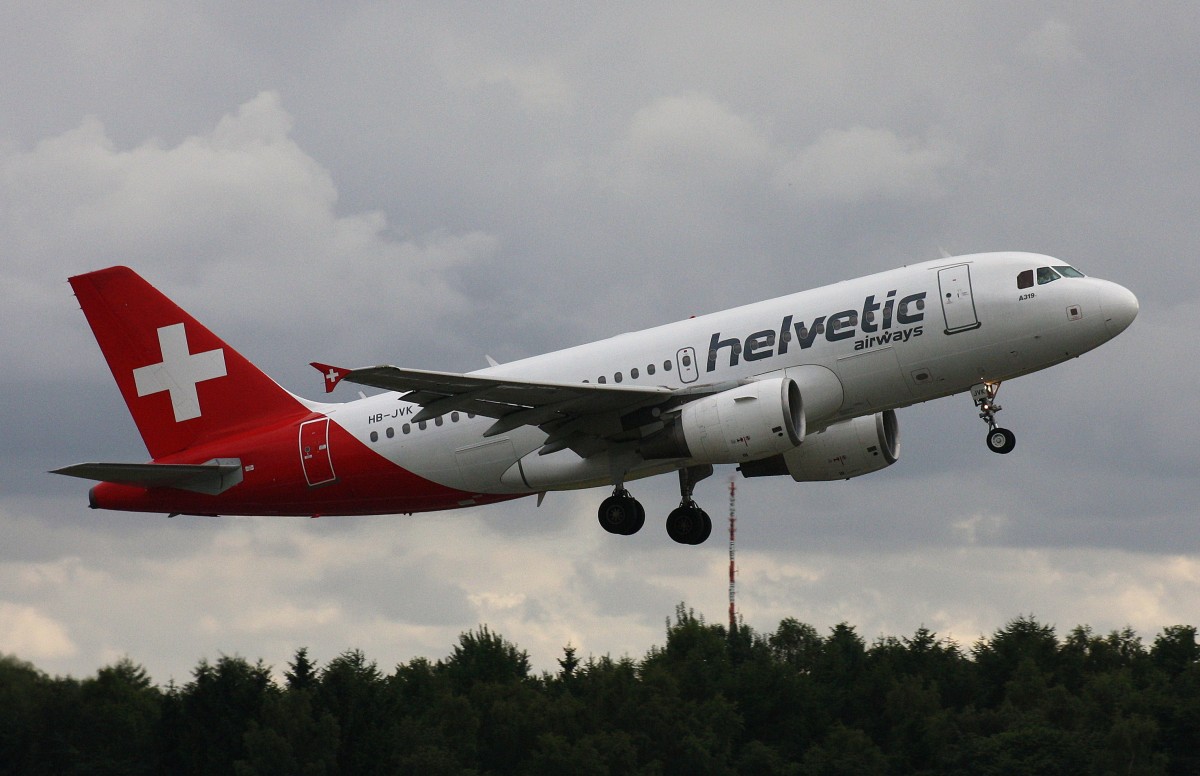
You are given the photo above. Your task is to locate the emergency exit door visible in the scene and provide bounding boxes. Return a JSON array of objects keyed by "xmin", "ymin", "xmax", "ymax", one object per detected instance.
[
  {"xmin": 299, "ymin": 418, "xmax": 336, "ymax": 486},
  {"xmin": 938, "ymin": 264, "xmax": 981, "ymax": 334}
]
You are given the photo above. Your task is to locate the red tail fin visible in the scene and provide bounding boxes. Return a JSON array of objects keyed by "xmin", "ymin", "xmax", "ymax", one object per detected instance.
[{"xmin": 69, "ymin": 267, "xmax": 309, "ymax": 459}]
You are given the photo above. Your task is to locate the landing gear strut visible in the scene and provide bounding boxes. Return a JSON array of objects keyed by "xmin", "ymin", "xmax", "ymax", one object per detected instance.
[
  {"xmin": 597, "ymin": 488, "xmax": 645, "ymax": 536},
  {"xmin": 666, "ymin": 466, "xmax": 713, "ymax": 545},
  {"xmin": 972, "ymin": 382, "xmax": 1016, "ymax": 454}
]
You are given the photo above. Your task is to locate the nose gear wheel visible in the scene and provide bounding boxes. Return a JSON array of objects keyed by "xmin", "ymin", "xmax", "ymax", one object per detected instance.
[{"xmin": 972, "ymin": 381, "xmax": 1016, "ymax": 454}]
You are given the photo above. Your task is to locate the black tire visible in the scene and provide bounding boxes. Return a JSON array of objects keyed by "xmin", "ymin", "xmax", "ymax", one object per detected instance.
[
  {"xmin": 986, "ymin": 427, "xmax": 1016, "ymax": 454},
  {"xmin": 598, "ymin": 493, "xmax": 644, "ymax": 535},
  {"xmin": 666, "ymin": 504, "xmax": 710, "ymax": 545}
]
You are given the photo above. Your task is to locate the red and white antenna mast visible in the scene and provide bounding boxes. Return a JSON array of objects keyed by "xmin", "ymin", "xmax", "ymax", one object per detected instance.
[{"xmin": 728, "ymin": 478, "xmax": 737, "ymax": 634}]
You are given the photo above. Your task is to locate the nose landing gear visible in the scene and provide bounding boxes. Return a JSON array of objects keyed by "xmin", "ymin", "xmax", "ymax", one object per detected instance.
[{"xmin": 973, "ymin": 382, "xmax": 1016, "ymax": 454}]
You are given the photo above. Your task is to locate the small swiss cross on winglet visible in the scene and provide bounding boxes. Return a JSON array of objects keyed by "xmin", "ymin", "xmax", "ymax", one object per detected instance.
[{"xmin": 311, "ymin": 362, "xmax": 348, "ymax": 393}]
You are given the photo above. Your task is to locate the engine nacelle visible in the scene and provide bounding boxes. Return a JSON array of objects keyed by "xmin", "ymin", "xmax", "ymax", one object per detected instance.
[
  {"xmin": 641, "ymin": 377, "xmax": 804, "ymax": 464},
  {"xmin": 739, "ymin": 410, "xmax": 899, "ymax": 481}
]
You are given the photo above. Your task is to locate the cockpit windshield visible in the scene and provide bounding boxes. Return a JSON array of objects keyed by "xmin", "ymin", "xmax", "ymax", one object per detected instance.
[
  {"xmin": 1037, "ymin": 266, "xmax": 1061, "ymax": 284},
  {"xmin": 1018, "ymin": 265, "xmax": 1087, "ymax": 289}
]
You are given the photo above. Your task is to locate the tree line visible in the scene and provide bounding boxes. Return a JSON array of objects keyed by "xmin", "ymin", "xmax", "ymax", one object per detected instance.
[{"xmin": 2, "ymin": 606, "xmax": 1198, "ymax": 775}]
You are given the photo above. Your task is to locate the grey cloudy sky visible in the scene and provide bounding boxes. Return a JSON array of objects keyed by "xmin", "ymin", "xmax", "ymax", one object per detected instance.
[{"xmin": 2, "ymin": 2, "xmax": 1198, "ymax": 682}]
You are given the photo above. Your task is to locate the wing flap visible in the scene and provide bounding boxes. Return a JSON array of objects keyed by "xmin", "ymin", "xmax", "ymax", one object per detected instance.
[{"xmin": 51, "ymin": 459, "xmax": 244, "ymax": 495}]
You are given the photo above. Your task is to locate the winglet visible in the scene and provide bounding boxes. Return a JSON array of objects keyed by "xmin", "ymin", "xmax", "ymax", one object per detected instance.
[{"xmin": 311, "ymin": 362, "xmax": 349, "ymax": 393}]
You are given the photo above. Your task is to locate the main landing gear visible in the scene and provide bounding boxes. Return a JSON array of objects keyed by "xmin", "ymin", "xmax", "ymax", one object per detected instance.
[
  {"xmin": 596, "ymin": 465, "xmax": 714, "ymax": 545},
  {"xmin": 667, "ymin": 465, "xmax": 713, "ymax": 545},
  {"xmin": 973, "ymin": 381, "xmax": 1016, "ymax": 454},
  {"xmin": 596, "ymin": 488, "xmax": 645, "ymax": 536}
]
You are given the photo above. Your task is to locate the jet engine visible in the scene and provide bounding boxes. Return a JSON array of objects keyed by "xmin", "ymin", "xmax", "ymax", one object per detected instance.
[
  {"xmin": 641, "ymin": 377, "xmax": 804, "ymax": 464},
  {"xmin": 738, "ymin": 410, "xmax": 899, "ymax": 481}
]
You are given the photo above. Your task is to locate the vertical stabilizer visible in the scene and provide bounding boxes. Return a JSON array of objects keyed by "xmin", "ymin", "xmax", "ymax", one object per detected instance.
[{"xmin": 69, "ymin": 267, "xmax": 308, "ymax": 459}]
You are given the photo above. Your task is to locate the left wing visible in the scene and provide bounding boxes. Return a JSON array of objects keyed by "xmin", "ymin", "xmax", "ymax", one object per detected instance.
[{"xmin": 312, "ymin": 362, "xmax": 716, "ymax": 457}]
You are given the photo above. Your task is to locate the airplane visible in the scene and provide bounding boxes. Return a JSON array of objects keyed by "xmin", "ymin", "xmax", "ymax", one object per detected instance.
[{"xmin": 53, "ymin": 252, "xmax": 1137, "ymax": 545}]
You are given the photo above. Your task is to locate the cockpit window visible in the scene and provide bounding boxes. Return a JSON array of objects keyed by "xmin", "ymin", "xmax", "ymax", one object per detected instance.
[
  {"xmin": 1036, "ymin": 266, "xmax": 1061, "ymax": 285},
  {"xmin": 1017, "ymin": 269, "xmax": 1034, "ymax": 289},
  {"xmin": 1055, "ymin": 265, "xmax": 1085, "ymax": 278}
]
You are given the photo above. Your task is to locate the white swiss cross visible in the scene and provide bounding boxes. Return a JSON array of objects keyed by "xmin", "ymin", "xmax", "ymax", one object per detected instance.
[{"xmin": 132, "ymin": 323, "xmax": 227, "ymax": 422}]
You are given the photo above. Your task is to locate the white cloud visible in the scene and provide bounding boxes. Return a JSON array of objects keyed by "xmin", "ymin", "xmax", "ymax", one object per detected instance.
[
  {"xmin": 738, "ymin": 545, "xmax": 1200, "ymax": 647},
  {"xmin": 1019, "ymin": 18, "xmax": 1086, "ymax": 65},
  {"xmin": 598, "ymin": 97, "xmax": 958, "ymax": 216},
  {"xmin": 774, "ymin": 126, "xmax": 958, "ymax": 203},
  {"xmin": 604, "ymin": 92, "xmax": 772, "ymax": 195},
  {"xmin": 471, "ymin": 61, "xmax": 576, "ymax": 114},
  {"xmin": 0, "ymin": 91, "xmax": 498, "ymax": 380},
  {"xmin": 0, "ymin": 602, "xmax": 77, "ymax": 661}
]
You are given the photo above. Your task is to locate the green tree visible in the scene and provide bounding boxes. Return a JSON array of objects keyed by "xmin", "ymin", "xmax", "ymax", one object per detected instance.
[
  {"xmin": 440, "ymin": 625, "xmax": 531, "ymax": 693},
  {"xmin": 557, "ymin": 643, "xmax": 580, "ymax": 682},
  {"xmin": 164, "ymin": 656, "xmax": 275, "ymax": 776},
  {"xmin": 316, "ymin": 649, "xmax": 392, "ymax": 774},
  {"xmin": 799, "ymin": 724, "xmax": 886, "ymax": 776},
  {"xmin": 0, "ymin": 654, "xmax": 46, "ymax": 772},
  {"xmin": 74, "ymin": 659, "xmax": 162, "ymax": 775},
  {"xmin": 285, "ymin": 647, "xmax": 319, "ymax": 692},
  {"xmin": 1151, "ymin": 625, "xmax": 1198, "ymax": 676},
  {"xmin": 973, "ymin": 615, "xmax": 1060, "ymax": 707},
  {"xmin": 235, "ymin": 649, "xmax": 338, "ymax": 776},
  {"xmin": 768, "ymin": 618, "xmax": 822, "ymax": 673}
]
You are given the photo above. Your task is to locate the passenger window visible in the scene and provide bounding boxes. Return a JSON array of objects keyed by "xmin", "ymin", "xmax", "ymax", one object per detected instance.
[
  {"xmin": 1037, "ymin": 266, "xmax": 1061, "ymax": 284},
  {"xmin": 403, "ymin": 424, "xmax": 411, "ymax": 434},
  {"xmin": 647, "ymin": 363, "xmax": 655, "ymax": 376},
  {"xmin": 370, "ymin": 431, "xmax": 379, "ymax": 443},
  {"xmin": 435, "ymin": 416, "xmax": 443, "ymax": 427},
  {"xmin": 614, "ymin": 372, "xmax": 623, "ymax": 383},
  {"xmin": 663, "ymin": 360, "xmax": 672, "ymax": 371},
  {"xmin": 1018, "ymin": 270, "xmax": 1034, "ymax": 289},
  {"xmin": 386, "ymin": 427, "xmax": 395, "ymax": 438},
  {"xmin": 418, "ymin": 421, "xmax": 427, "ymax": 430},
  {"xmin": 630, "ymin": 367, "xmax": 639, "ymax": 379},
  {"xmin": 451, "ymin": 412, "xmax": 460, "ymax": 422},
  {"xmin": 598, "ymin": 375, "xmax": 607, "ymax": 384}
]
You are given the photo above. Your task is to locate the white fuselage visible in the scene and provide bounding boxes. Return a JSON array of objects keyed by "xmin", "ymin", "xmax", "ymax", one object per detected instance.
[{"xmin": 328, "ymin": 252, "xmax": 1137, "ymax": 495}]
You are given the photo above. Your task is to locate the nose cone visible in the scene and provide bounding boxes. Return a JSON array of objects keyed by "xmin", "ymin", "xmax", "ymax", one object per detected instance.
[{"xmin": 1099, "ymin": 282, "xmax": 1139, "ymax": 338}]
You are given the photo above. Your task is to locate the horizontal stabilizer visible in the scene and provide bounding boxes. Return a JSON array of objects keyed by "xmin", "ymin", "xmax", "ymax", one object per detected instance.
[{"xmin": 51, "ymin": 459, "xmax": 244, "ymax": 495}]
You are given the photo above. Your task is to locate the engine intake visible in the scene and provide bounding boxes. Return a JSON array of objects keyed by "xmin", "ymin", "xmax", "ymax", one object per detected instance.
[{"xmin": 641, "ymin": 377, "xmax": 804, "ymax": 464}]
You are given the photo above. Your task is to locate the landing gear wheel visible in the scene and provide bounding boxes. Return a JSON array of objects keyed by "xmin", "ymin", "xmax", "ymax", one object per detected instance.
[
  {"xmin": 986, "ymin": 427, "xmax": 1016, "ymax": 455},
  {"xmin": 598, "ymin": 490, "xmax": 645, "ymax": 535},
  {"xmin": 666, "ymin": 503, "xmax": 712, "ymax": 545},
  {"xmin": 972, "ymin": 381, "xmax": 1017, "ymax": 455}
]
